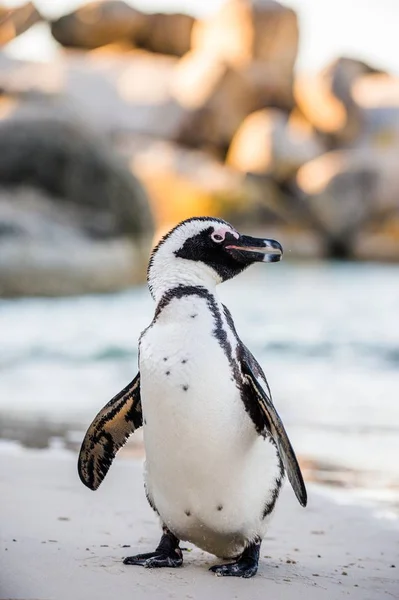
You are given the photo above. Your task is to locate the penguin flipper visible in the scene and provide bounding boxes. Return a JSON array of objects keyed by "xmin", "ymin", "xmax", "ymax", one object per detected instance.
[
  {"xmin": 78, "ymin": 373, "xmax": 142, "ymax": 490},
  {"xmin": 241, "ymin": 358, "xmax": 307, "ymax": 508}
]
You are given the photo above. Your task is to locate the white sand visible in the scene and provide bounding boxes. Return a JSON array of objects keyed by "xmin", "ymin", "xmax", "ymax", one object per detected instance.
[{"xmin": 1, "ymin": 449, "xmax": 398, "ymax": 600}]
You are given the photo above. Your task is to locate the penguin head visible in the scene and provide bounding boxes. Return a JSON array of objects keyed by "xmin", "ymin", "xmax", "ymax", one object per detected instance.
[{"xmin": 148, "ymin": 217, "xmax": 283, "ymax": 299}]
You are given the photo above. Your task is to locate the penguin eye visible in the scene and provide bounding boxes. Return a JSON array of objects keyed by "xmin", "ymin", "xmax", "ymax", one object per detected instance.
[{"xmin": 211, "ymin": 233, "xmax": 224, "ymax": 243}]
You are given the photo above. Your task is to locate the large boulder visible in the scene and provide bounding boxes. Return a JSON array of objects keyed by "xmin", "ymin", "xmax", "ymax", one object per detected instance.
[
  {"xmin": 192, "ymin": 0, "xmax": 298, "ymax": 70},
  {"xmin": 50, "ymin": 1, "xmax": 146, "ymax": 50},
  {"xmin": 115, "ymin": 135, "xmax": 284, "ymax": 231},
  {"xmin": 296, "ymin": 149, "xmax": 399, "ymax": 259},
  {"xmin": 0, "ymin": 117, "xmax": 153, "ymax": 238},
  {"xmin": 294, "ymin": 57, "xmax": 383, "ymax": 143},
  {"xmin": 51, "ymin": 1, "xmax": 194, "ymax": 57},
  {"xmin": 227, "ymin": 108, "xmax": 324, "ymax": 181},
  {"xmin": 0, "ymin": 52, "xmax": 189, "ymax": 141},
  {"xmin": 135, "ymin": 12, "xmax": 195, "ymax": 57},
  {"xmin": 0, "ymin": 2, "xmax": 42, "ymax": 46},
  {"xmin": 2, "ymin": 52, "xmax": 251, "ymax": 151},
  {"xmin": 192, "ymin": 0, "xmax": 299, "ymax": 109},
  {"xmin": 0, "ymin": 116, "xmax": 154, "ymax": 296},
  {"xmin": 351, "ymin": 73, "xmax": 399, "ymax": 148},
  {"xmin": 172, "ymin": 51, "xmax": 257, "ymax": 151},
  {"xmin": 127, "ymin": 137, "xmax": 258, "ymax": 227},
  {"xmin": 0, "ymin": 187, "xmax": 150, "ymax": 297}
]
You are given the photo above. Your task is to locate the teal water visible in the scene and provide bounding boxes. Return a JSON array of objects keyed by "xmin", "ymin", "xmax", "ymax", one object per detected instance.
[{"xmin": 1, "ymin": 262, "xmax": 399, "ymax": 512}]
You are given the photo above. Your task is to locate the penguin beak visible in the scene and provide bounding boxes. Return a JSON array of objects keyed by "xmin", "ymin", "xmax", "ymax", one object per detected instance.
[{"xmin": 225, "ymin": 235, "xmax": 283, "ymax": 264}]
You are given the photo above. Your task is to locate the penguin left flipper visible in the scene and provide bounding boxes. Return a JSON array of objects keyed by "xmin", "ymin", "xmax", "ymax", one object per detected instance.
[
  {"xmin": 241, "ymin": 355, "xmax": 308, "ymax": 508},
  {"xmin": 78, "ymin": 373, "xmax": 142, "ymax": 491}
]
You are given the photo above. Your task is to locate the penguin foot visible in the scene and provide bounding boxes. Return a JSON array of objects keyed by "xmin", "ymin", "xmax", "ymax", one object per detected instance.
[
  {"xmin": 123, "ymin": 549, "xmax": 183, "ymax": 568},
  {"xmin": 210, "ymin": 540, "xmax": 260, "ymax": 578},
  {"xmin": 123, "ymin": 529, "xmax": 183, "ymax": 569}
]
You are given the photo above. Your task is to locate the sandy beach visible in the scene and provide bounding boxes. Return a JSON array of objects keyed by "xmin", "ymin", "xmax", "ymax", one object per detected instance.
[{"xmin": 1, "ymin": 448, "xmax": 398, "ymax": 600}]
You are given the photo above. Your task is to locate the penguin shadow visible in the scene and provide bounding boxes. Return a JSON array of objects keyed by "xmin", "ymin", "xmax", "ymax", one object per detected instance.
[
  {"xmin": 171, "ymin": 547, "xmax": 319, "ymax": 585},
  {"xmin": 176, "ymin": 546, "xmax": 333, "ymax": 588}
]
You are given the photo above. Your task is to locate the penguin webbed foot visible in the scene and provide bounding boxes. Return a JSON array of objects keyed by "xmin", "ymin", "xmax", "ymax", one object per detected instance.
[
  {"xmin": 210, "ymin": 540, "xmax": 260, "ymax": 578},
  {"xmin": 123, "ymin": 549, "xmax": 182, "ymax": 568},
  {"xmin": 123, "ymin": 529, "xmax": 183, "ymax": 569}
]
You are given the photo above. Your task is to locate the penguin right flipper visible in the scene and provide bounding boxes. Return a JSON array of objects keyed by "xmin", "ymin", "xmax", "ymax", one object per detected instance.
[
  {"xmin": 78, "ymin": 373, "xmax": 142, "ymax": 491},
  {"xmin": 241, "ymin": 356, "xmax": 307, "ymax": 508}
]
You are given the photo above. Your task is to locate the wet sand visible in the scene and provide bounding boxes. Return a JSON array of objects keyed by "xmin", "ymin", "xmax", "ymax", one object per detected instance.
[{"xmin": 1, "ymin": 448, "xmax": 398, "ymax": 600}]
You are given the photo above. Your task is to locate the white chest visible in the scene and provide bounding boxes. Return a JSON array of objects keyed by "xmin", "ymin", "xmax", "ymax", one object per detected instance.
[
  {"xmin": 138, "ymin": 293, "xmax": 281, "ymax": 556},
  {"xmin": 139, "ymin": 295, "xmax": 249, "ymax": 471}
]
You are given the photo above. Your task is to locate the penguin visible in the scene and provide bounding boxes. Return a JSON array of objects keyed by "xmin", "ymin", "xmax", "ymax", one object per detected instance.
[{"xmin": 78, "ymin": 216, "xmax": 307, "ymax": 578}]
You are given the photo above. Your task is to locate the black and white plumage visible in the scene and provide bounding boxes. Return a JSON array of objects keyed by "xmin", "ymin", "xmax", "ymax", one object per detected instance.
[{"xmin": 78, "ymin": 217, "xmax": 307, "ymax": 578}]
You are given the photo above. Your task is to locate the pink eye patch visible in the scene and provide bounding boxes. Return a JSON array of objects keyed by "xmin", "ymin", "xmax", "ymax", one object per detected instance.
[{"xmin": 211, "ymin": 227, "xmax": 239, "ymax": 242}]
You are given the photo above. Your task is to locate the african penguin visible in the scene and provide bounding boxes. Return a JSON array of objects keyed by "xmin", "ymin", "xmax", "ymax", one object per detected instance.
[{"xmin": 78, "ymin": 216, "xmax": 307, "ymax": 578}]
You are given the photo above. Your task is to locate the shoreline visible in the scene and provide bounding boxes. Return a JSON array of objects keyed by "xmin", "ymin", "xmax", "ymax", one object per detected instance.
[
  {"xmin": 1, "ymin": 448, "xmax": 398, "ymax": 599},
  {"xmin": 1, "ymin": 436, "xmax": 398, "ymax": 523}
]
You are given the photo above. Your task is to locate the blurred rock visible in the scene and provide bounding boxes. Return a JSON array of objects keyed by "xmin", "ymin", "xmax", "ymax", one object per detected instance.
[
  {"xmin": 227, "ymin": 108, "xmax": 324, "ymax": 181},
  {"xmin": 0, "ymin": 116, "xmax": 153, "ymax": 238},
  {"xmin": 296, "ymin": 149, "xmax": 399, "ymax": 258},
  {"xmin": 355, "ymin": 218, "xmax": 399, "ymax": 262},
  {"xmin": 241, "ymin": 61, "xmax": 295, "ymax": 111},
  {"xmin": 51, "ymin": 1, "xmax": 146, "ymax": 50},
  {"xmin": 0, "ymin": 52, "xmax": 190, "ymax": 140},
  {"xmin": 192, "ymin": 0, "xmax": 298, "ymax": 109},
  {"xmin": 1, "ymin": 43, "xmax": 398, "ymax": 264},
  {"xmin": 51, "ymin": 1, "xmax": 194, "ymax": 57},
  {"xmin": 0, "ymin": 48, "xmax": 290, "ymax": 155},
  {"xmin": 0, "ymin": 117, "xmax": 154, "ymax": 296},
  {"xmin": 0, "ymin": 2, "xmax": 42, "ymax": 46},
  {"xmin": 351, "ymin": 73, "xmax": 399, "ymax": 148},
  {"xmin": 192, "ymin": 0, "xmax": 298, "ymax": 70},
  {"xmin": 0, "ymin": 187, "xmax": 149, "ymax": 297},
  {"xmin": 172, "ymin": 51, "xmax": 257, "ymax": 150},
  {"xmin": 294, "ymin": 57, "xmax": 383, "ymax": 143},
  {"xmin": 120, "ymin": 136, "xmax": 274, "ymax": 230},
  {"xmin": 136, "ymin": 12, "xmax": 195, "ymax": 57}
]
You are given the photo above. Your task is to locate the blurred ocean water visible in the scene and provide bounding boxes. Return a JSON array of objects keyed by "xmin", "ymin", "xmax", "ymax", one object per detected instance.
[{"xmin": 1, "ymin": 262, "xmax": 398, "ymax": 512}]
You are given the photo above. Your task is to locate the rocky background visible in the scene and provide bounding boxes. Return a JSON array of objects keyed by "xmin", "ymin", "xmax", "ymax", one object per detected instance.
[{"xmin": 0, "ymin": 0, "xmax": 398, "ymax": 296}]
